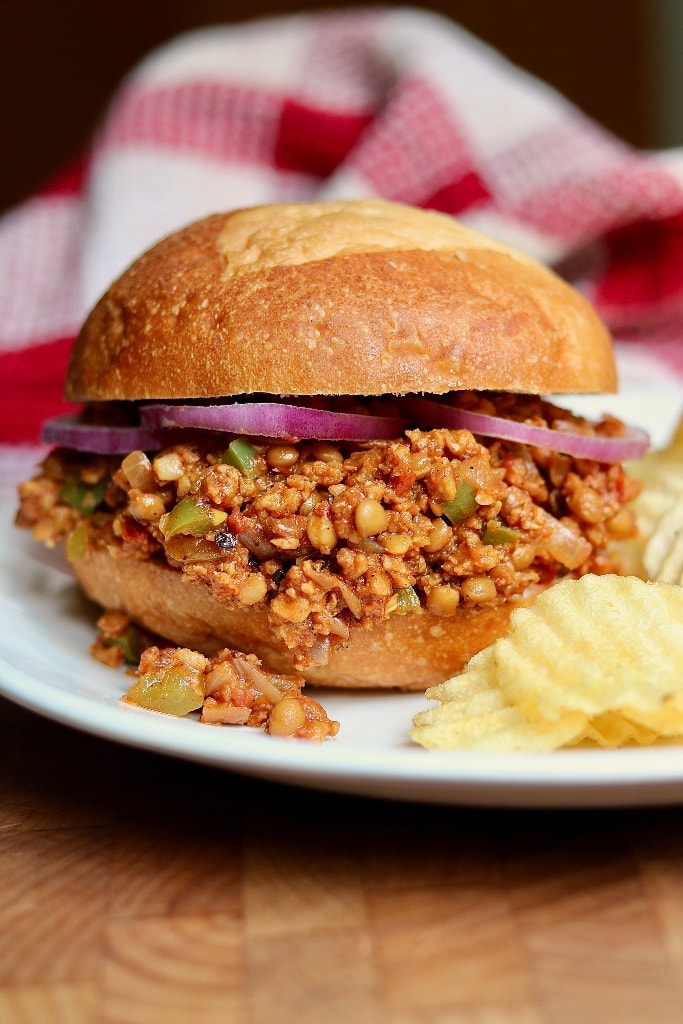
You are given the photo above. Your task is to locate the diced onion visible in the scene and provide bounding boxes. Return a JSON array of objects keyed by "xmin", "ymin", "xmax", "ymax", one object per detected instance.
[
  {"xmin": 537, "ymin": 510, "xmax": 592, "ymax": 569},
  {"xmin": 404, "ymin": 396, "xmax": 649, "ymax": 463},
  {"xmin": 140, "ymin": 401, "xmax": 407, "ymax": 441}
]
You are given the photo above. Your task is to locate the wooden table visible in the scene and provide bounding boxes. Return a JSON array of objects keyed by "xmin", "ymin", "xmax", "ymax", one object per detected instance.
[{"xmin": 2, "ymin": 693, "xmax": 683, "ymax": 1024}]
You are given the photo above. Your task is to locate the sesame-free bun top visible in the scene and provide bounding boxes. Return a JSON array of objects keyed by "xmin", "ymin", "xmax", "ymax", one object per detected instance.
[{"xmin": 65, "ymin": 199, "xmax": 617, "ymax": 402}]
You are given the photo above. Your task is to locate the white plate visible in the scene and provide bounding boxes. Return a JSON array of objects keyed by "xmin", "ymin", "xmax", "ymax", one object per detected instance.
[{"xmin": 4, "ymin": 390, "xmax": 683, "ymax": 809}]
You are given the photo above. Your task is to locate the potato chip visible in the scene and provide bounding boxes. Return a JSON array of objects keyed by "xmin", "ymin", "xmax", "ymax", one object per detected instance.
[
  {"xmin": 580, "ymin": 712, "xmax": 658, "ymax": 746},
  {"xmin": 643, "ymin": 492, "xmax": 683, "ymax": 584},
  {"xmin": 416, "ymin": 684, "xmax": 507, "ymax": 722},
  {"xmin": 606, "ymin": 423, "xmax": 683, "ymax": 576},
  {"xmin": 627, "ymin": 427, "xmax": 683, "ymax": 542},
  {"xmin": 424, "ymin": 656, "xmax": 498, "ymax": 705},
  {"xmin": 411, "ymin": 691, "xmax": 587, "ymax": 752},
  {"xmin": 492, "ymin": 575, "xmax": 683, "ymax": 723},
  {"xmin": 411, "ymin": 574, "xmax": 683, "ymax": 752},
  {"xmin": 413, "ymin": 644, "xmax": 589, "ymax": 751},
  {"xmin": 633, "ymin": 484, "xmax": 683, "ymax": 543}
]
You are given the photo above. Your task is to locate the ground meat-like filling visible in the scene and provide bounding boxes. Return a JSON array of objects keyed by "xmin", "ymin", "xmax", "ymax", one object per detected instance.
[
  {"xmin": 89, "ymin": 610, "xmax": 338, "ymax": 740},
  {"xmin": 123, "ymin": 638, "xmax": 339, "ymax": 741},
  {"xmin": 17, "ymin": 393, "xmax": 641, "ymax": 671}
]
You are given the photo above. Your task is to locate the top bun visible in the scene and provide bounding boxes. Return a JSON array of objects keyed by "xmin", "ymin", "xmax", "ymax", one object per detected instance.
[{"xmin": 65, "ymin": 199, "xmax": 616, "ymax": 402}]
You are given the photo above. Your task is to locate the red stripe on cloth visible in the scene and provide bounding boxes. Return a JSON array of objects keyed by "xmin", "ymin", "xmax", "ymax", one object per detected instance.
[
  {"xmin": 501, "ymin": 127, "xmax": 683, "ymax": 247},
  {"xmin": 275, "ymin": 99, "xmax": 373, "ymax": 177},
  {"xmin": 37, "ymin": 152, "xmax": 90, "ymax": 198},
  {"xmin": 100, "ymin": 81, "xmax": 283, "ymax": 164},
  {"xmin": 103, "ymin": 80, "xmax": 375, "ymax": 179},
  {"xmin": 595, "ymin": 212, "xmax": 683, "ymax": 330},
  {"xmin": 350, "ymin": 77, "xmax": 482, "ymax": 208},
  {"xmin": 423, "ymin": 172, "xmax": 491, "ymax": 215},
  {"xmin": 0, "ymin": 337, "xmax": 78, "ymax": 444}
]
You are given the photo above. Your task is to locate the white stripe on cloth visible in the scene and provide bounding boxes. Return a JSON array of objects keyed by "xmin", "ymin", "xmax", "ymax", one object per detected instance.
[{"xmin": 0, "ymin": 196, "xmax": 84, "ymax": 351}]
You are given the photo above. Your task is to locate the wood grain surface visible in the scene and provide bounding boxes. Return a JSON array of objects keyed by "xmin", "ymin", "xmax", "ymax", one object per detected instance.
[{"xmin": 2, "ymin": 693, "xmax": 683, "ymax": 1024}]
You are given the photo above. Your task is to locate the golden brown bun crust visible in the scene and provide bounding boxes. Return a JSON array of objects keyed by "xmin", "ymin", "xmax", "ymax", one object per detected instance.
[
  {"xmin": 66, "ymin": 200, "xmax": 616, "ymax": 401},
  {"xmin": 70, "ymin": 550, "xmax": 540, "ymax": 690}
]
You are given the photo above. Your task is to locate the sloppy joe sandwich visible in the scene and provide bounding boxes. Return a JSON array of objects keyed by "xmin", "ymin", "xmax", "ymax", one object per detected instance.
[{"xmin": 16, "ymin": 199, "xmax": 647, "ymax": 690}]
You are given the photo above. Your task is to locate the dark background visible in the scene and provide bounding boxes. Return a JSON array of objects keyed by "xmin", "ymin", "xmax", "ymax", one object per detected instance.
[{"xmin": 0, "ymin": 1, "xmax": 667, "ymax": 215}]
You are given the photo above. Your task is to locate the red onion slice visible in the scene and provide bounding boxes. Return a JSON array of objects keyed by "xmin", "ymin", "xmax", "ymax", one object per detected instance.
[
  {"xmin": 41, "ymin": 415, "xmax": 167, "ymax": 454},
  {"xmin": 43, "ymin": 396, "xmax": 648, "ymax": 464},
  {"xmin": 405, "ymin": 396, "xmax": 649, "ymax": 462},
  {"xmin": 140, "ymin": 401, "xmax": 407, "ymax": 441}
]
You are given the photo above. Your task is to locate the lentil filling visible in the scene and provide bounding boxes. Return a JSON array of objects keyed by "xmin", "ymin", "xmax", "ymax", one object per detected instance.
[{"xmin": 17, "ymin": 393, "xmax": 641, "ymax": 671}]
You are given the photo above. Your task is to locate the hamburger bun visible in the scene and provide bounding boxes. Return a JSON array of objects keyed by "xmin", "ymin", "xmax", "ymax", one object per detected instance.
[
  {"xmin": 71, "ymin": 547, "xmax": 546, "ymax": 689},
  {"xmin": 65, "ymin": 200, "xmax": 615, "ymax": 402}
]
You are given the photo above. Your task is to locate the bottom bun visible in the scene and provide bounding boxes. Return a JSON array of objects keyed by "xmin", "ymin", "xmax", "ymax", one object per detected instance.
[{"xmin": 71, "ymin": 551, "xmax": 544, "ymax": 690}]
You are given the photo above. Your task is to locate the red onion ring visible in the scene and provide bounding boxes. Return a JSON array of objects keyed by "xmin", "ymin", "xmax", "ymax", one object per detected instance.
[
  {"xmin": 42, "ymin": 397, "xmax": 648, "ymax": 464},
  {"xmin": 404, "ymin": 396, "xmax": 649, "ymax": 462},
  {"xmin": 140, "ymin": 401, "xmax": 407, "ymax": 441},
  {"xmin": 41, "ymin": 415, "xmax": 168, "ymax": 454}
]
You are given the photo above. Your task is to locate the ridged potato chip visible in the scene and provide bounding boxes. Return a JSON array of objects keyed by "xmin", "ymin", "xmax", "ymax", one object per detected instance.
[
  {"xmin": 580, "ymin": 712, "xmax": 659, "ymax": 747},
  {"xmin": 643, "ymin": 492, "xmax": 683, "ymax": 584},
  {"xmin": 633, "ymin": 482, "xmax": 683, "ymax": 541},
  {"xmin": 411, "ymin": 574, "xmax": 683, "ymax": 752},
  {"xmin": 627, "ymin": 419, "xmax": 683, "ymax": 541},
  {"xmin": 493, "ymin": 576, "xmax": 683, "ymax": 720},
  {"xmin": 411, "ymin": 704, "xmax": 587, "ymax": 752},
  {"xmin": 412, "ymin": 657, "xmax": 587, "ymax": 751}
]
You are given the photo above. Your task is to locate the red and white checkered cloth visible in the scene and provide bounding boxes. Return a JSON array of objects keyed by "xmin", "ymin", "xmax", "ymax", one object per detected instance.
[{"xmin": 4, "ymin": 7, "xmax": 683, "ymax": 501}]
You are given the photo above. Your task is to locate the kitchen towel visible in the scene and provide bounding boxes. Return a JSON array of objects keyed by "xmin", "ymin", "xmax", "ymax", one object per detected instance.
[{"xmin": 3, "ymin": 6, "xmax": 683, "ymax": 500}]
